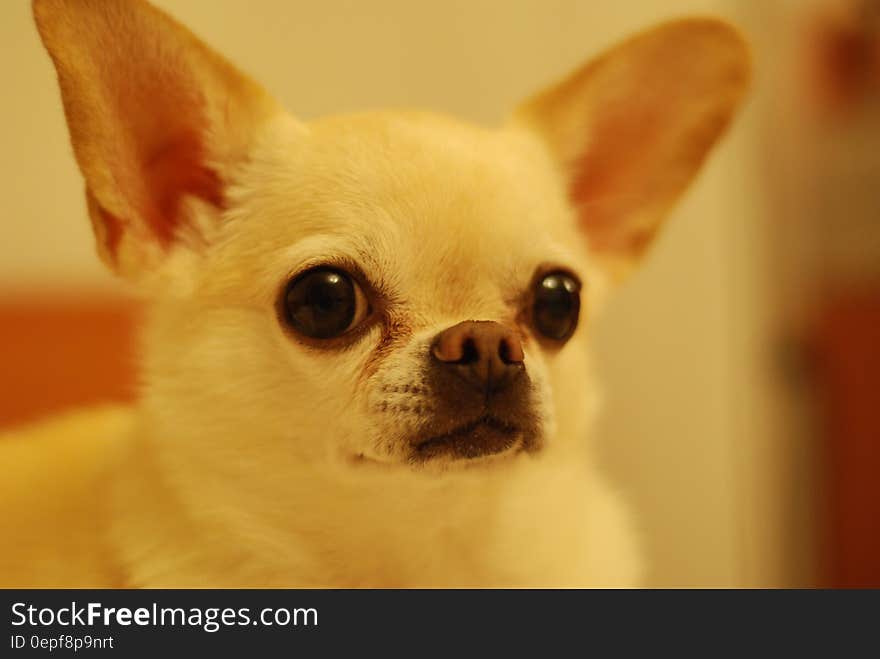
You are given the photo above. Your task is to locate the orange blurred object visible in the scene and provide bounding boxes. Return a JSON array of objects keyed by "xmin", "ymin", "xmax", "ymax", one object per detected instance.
[
  {"xmin": 804, "ymin": 0, "xmax": 880, "ymax": 117},
  {"xmin": 814, "ymin": 292, "xmax": 880, "ymax": 588},
  {"xmin": 0, "ymin": 294, "xmax": 139, "ymax": 429}
]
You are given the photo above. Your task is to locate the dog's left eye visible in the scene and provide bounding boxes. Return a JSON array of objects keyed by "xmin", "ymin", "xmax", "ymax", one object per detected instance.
[
  {"xmin": 531, "ymin": 271, "xmax": 581, "ymax": 342},
  {"xmin": 282, "ymin": 267, "xmax": 369, "ymax": 340}
]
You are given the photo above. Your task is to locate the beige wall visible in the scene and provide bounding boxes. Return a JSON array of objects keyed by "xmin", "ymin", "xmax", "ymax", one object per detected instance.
[{"xmin": 1, "ymin": 0, "xmax": 786, "ymax": 585}]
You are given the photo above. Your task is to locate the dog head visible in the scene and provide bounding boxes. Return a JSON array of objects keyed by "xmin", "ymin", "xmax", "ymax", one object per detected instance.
[{"xmin": 34, "ymin": 0, "xmax": 749, "ymax": 475}]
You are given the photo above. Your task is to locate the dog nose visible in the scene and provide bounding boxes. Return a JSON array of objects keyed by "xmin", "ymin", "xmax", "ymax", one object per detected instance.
[{"xmin": 431, "ymin": 320, "xmax": 524, "ymax": 394}]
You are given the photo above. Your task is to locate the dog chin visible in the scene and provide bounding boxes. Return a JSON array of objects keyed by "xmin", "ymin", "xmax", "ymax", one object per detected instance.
[
  {"xmin": 410, "ymin": 415, "xmax": 525, "ymax": 462},
  {"xmin": 348, "ymin": 422, "xmax": 540, "ymax": 472}
]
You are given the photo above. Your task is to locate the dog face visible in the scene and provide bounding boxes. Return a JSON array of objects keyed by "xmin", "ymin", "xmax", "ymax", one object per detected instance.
[
  {"xmin": 141, "ymin": 113, "xmax": 594, "ymax": 473},
  {"xmin": 34, "ymin": 0, "xmax": 749, "ymax": 474},
  {"xmin": 226, "ymin": 114, "xmax": 596, "ymax": 468}
]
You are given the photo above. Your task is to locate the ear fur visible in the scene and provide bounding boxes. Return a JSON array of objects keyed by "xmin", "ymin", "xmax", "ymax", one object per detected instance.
[
  {"xmin": 513, "ymin": 18, "xmax": 751, "ymax": 279},
  {"xmin": 33, "ymin": 0, "xmax": 281, "ymax": 280}
]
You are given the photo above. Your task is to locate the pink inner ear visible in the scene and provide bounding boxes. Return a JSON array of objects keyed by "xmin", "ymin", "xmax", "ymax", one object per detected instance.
[
  {"xmin": 94, "ymin": 130, "xmax": 224, "ymax": 265},
  {"xmin": 142, "ymin": 130, "xmax": 224, "ymax": 247},
  {"xmin": 96, "ymin": 50, "xmax": 226, "ymax": 258},
  {"xmin": 569, "ymin": 101, "xmax": 667, "ymax": 253}
]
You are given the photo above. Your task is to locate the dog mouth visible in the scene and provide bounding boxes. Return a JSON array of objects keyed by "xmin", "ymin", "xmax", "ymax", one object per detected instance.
[{"xmin": 411, "ymin": 415, "xmax": 523, "ymax": 461}]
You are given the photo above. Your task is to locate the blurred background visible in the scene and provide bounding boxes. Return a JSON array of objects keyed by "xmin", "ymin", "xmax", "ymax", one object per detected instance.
[{"xmin": 1, "ymin": 0, "xmax": 878, "ymax": 587}]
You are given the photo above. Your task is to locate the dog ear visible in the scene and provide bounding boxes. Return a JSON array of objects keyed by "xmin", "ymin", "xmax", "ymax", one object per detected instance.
[
  {"xmin": 513, "ymin": 19, "xmax": 750, "ymax": 280},
  {"xmin": 33, "ymin": 0, "xmax": 281, "ymax": 280}
]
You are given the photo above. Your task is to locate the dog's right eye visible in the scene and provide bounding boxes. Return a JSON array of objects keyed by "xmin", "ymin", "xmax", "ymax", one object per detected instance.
[{"xmin": 282, "ymin": 267, "xmax": 369, "ymax": 340}]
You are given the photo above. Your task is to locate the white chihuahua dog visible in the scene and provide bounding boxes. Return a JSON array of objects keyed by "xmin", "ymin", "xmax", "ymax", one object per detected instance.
[{"xmin": 0, "ymin": 0, "xmax": 749, "ymax": 587}]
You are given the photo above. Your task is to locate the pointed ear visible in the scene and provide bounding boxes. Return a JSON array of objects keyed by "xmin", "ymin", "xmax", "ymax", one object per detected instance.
[
  {"xmin": 513, "ymin": 18, "xmax": 751, "ymax": 279},
  {"xmin": 33, "ymin": 0, "xmax": 281, "ymax": 280}
]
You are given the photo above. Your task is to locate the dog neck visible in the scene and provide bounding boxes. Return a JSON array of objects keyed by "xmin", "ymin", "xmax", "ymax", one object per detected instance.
[{"xmin": 106, "ymin": 408, "xmax": 619, "ymax": 587}]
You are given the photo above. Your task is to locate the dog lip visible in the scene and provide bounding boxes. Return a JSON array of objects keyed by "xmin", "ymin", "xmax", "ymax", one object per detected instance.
[{"xmin": 413, "ymin": 414, "xmax": 521, "ymax": 459}]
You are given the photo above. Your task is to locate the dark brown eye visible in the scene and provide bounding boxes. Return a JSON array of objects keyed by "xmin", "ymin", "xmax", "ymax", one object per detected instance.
[
  {"xmin": 283, "ymin": 267, "xmax": 368, "ymax": 339},
  {"xmin": 532, "ymin": 271, "xmax": 580, "ymax": 341}
]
